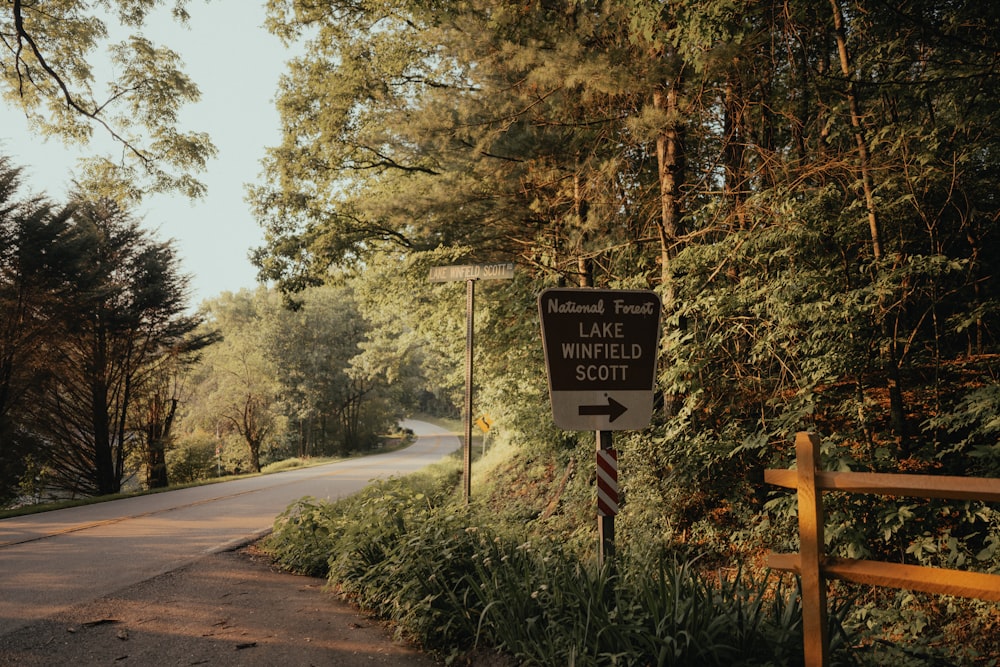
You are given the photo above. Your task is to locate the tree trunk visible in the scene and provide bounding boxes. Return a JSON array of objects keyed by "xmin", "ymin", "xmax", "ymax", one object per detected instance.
[
  {"xmin": 573, "ymin": 170, "xmax": 593, "ymax": 287},
  {"xmin": 723, "ymin": 74, "xmax": 747, "ymax": 232},
  {"xmin": 145, "ymin": 396, "xmax": 176, "ymax": 489},
  {"xmin": 115, "ymin": 366, "xmax": 132, "ymax": 491},
  {"xmin": 829, "ymin": 0, "xmax": 882, "ymax": 260},
  {"xmin": 91, "ymin": 356, "xmax": 118, "ymax": 495},
  {"xmin": 653, "ymin": 68, "xmax": 687, "ymax": 421},
  {"xmin": 249, "ymin": 439, "xmax": 261, "ymax": 473},
  {"xmin": 829, "ymin": 0, "xmax": 908, "ymax": 449},
  {"xmin": 654, "ymin": 78, "xmax": 685, "ymax": 305}
]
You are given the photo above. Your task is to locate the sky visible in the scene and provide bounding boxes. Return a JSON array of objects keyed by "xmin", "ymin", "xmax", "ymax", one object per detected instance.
[{"xmin": 0, "ymin": 1, "xmax": 292, "ymax": 307}]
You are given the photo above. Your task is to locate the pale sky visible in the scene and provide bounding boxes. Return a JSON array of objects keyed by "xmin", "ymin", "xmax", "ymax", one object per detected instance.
[{"xmin": 0, "ymin": 1, "xmax": 293, "ymax": 308}]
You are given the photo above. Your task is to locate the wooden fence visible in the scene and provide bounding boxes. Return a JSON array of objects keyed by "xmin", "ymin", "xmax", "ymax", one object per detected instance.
[{"xmin": 766, "ymin": 432, "xmax": 1000, "ymax": 666}]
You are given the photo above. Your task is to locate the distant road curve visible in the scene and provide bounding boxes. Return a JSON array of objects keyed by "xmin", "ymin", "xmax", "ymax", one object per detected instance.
[{"xmin": 0, "ymin": 419, "xmax": 459, "ymax": 637}]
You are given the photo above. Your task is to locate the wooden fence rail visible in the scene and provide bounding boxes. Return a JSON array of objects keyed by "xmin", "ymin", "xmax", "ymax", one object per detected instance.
[{"xmin": 766, "ymin": 432, "xmax": 1000, "ymax": 666}]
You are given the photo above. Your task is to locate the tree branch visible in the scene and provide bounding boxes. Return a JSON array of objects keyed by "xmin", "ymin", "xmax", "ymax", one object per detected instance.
[{"xmin": 11, "ymin": 0, "xmax": 153, "ymax": 167}]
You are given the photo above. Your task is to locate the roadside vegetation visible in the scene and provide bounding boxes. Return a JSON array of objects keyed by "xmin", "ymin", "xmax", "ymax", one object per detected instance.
[
  {"xmin": 4, "ymin": 1, "xmax": 1000, "ymax": 664},
  {"xmin": 265, "ymin": 445, "xmax": 994, "ymax": 666},
  {"xmin": 251, "ymin": 2, "xmax": 1000, "ymax": 661}
]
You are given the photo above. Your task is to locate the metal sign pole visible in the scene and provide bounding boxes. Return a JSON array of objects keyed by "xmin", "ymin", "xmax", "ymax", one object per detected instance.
[
  {"xmin": 463, "ymin": 278, "xmax": 474, "ymax": 505},
  {"xmin": 537, "ymin": 288, "xmax": 659, "ymax": 580},
  {"xmin": 597, "ymin": 429, "xmax": 616, "ymax": 568},
  {"xmin": 427, "ymin": 262, "xmax": 515, "ymax": 507}
]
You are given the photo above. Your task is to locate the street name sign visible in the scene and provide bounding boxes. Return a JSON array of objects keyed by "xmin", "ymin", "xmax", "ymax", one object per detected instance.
[
  {"xmin": 427, "ymin": 261, "xmax": 514, "ymax": 503},
  {"xmin": 428, "ymin": 263, "xmax": 515, "ymax": 282},
  {"xmin": 538, "ymin": 288, "xmax": 662, "ymax": 431}
]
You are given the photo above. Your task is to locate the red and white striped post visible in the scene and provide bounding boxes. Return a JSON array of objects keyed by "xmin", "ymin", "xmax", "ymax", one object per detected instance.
[
  {"xmin": 596, "ymin": 430, "xmax": 618, "ymax": 567},
  {"xmin": 597, "ymin": 445, "xmax": 619, "ymax": 516}
]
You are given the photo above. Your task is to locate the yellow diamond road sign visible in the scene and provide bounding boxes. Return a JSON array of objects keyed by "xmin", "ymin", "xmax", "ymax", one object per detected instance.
[
  {"xmin": 538, "ymin": 288, "xmax": 662, "ymax": 431},
  {"xmin": 475, "ymin": 415, "xmax": 493, "ymax": 433}
]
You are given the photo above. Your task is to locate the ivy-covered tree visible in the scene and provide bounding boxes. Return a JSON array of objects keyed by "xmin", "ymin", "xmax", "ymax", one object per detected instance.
[{"xmin": 130, "ymin": 328, "xmax": 218, "ymax": 489}]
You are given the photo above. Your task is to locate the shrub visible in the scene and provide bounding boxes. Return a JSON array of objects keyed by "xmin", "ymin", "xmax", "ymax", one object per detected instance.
[
  {"xmin": 166, "ymin": 435, "xmax": 216, "ymax": 484},
  {"xmin": 264, "ymin": 469, "xmax": 854, "ymax": 665},
  {"xmin": 265, "ymin": 459, "xmax": 461, "ymax": 579}
]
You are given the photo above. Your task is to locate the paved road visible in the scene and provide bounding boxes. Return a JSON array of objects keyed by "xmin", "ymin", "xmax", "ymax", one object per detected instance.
[{"xmin": 0, "ymin": 419, "xmax": 459, "ymax": 637}]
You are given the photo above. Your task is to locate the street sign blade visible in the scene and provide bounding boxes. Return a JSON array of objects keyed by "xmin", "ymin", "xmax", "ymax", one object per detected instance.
[{"xmin": 428, "ymin": 263, "xmax": 515, "ymax": 282}]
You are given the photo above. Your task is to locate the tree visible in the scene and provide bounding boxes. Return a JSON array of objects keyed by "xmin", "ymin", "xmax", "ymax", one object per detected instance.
[
  {"xmin": 252, "ymin": 0, "xmax": 650, "ymax": 290},
  {"xmin": 131, "ymin": 331, "xmax": 218, "ymax": 489},
  {"xmin": 179, "ymin": 283, "xmax": 418, "ymax": 468},
  {"xmin": 1, "ymin": 0, "xmax": 216, "ymax": 199},
  {"xmin": 0, "ymin": 156, "xmax": 85, "ymax": 500},
  {"xmin": 31, "ymin": 195, "xmax": 208, "ymax": 495},
  {"xmin": 133, "ymin": 377, "xmax": 179, "ymax": 489},
  {"xmin": 184, "ymin": 289, "xmax": 284, "ymax": 473},
  {"xmin": 253, "ymin": 0, "xmax": 1000, "ymax": 578},
  {"xmin": 266, "ymin": 285, "xmax": 380, "ymax": 456}
]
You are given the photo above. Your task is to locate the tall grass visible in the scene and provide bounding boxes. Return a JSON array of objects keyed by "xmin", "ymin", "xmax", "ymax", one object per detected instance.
[{"xmin": 264, "ymin": 465, "xmax": 856, "ymax": 665}]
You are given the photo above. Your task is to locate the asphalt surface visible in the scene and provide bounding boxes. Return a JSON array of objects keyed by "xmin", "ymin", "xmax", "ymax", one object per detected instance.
[{"xmin": 0, "ymin": 420, "xmax": 460, "ymax": 638}]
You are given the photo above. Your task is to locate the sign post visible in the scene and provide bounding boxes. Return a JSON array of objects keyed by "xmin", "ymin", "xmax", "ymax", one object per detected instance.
[
  {"xmin": 429, "ymin": 263, "xmax": 515, "ymax": 504},
  {"xmin": 596, "ymin": 432, "xmax": 618, "ymax": 562},
  {"xmin": 538, "ymin": 288, "xmax": 661, "ymax": 566}
]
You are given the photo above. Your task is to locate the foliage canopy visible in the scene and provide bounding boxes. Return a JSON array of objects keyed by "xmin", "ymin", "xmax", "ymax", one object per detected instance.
[
  {"xmin": 253, "ymin": 0, "xmax": 1000, "ymax": 602},
  {"xmin": 1, "ymin": 0, "xmax": 215, "ymax": 200}
]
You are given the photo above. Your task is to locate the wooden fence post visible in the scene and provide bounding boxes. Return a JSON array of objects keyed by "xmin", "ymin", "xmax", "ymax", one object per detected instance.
[
  {"xmin": 797, "ymin": 432, "xmax": 830, "ymax": 667},
  {"xmin": 767, "ymin": 432, "xmax": 1000, "ymax": 665}
]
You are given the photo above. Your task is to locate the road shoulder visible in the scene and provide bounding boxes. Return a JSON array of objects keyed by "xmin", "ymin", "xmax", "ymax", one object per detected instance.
[{"xmin": 0, "ymin": 545, "xmax": 441, "ymax": 666}]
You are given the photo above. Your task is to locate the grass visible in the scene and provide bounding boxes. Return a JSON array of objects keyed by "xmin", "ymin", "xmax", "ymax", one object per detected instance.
[{"xmin": 263, "ymin": 459, "xmax": 845, "ymax": 666}]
